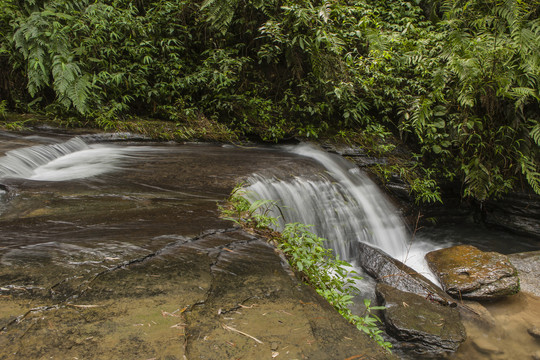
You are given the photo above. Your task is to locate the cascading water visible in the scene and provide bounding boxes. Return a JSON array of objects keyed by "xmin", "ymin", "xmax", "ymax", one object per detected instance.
[
  {"xmin": 245, "ymin": 143, "xmax": 439, "ymax": 280},
  {"xmin": 0, "ymin": 137, "xmax": 150, "ymax": 182}
]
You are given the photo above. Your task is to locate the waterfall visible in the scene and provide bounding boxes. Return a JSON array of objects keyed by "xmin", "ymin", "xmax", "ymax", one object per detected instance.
[
  {"xmin": 0, "ymin": 137, "xmax": 147, "ymax": 182},
  {"xmin": 245, "ymin": 143, "xmax": 410, "ymax": 262}
]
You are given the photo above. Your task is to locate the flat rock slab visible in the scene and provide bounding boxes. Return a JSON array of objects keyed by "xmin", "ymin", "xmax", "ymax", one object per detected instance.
[
  {"xmin": 508, "ymin": 250, "xmax": 540, "ymax": 297},
  {"xmin": 0, "ymin": 229, "xmax": 395, "ymax": 360},
  {"xmin": 376, "ymin": 283, "xmax": 466, "ymax": 356},
  {"xmin": 0, "ymin": 136, "xmax": 395, "ymax": 360},
  {"xmin": 425, "ymin": 245, "xmax": 520, "ymax": 300}
]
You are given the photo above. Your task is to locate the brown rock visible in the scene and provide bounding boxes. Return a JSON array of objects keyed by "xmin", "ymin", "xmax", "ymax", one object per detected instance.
[
  {"xmin": 471, "ymin": 337, "xmax": 503, "ymax": 355},
  {"xmin": 425, "ymin": 245, "xmax": 520, "ymax": 300}
]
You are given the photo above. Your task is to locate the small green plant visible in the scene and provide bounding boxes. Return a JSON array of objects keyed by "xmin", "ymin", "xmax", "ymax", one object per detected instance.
[
  {"xmin": 280, "ymin": 223, "xmax": 391, "ymax": 349},
  {"xmin": 0, "ymin": 100, "xmax": 6, "ymax": 119},
  {"xmin": 220, "ymin": 186, "xmax": 392, "ymax": 351},
  {"xmin": 220, "ymin": 184, "xmax": 280, "ymax": 229}
]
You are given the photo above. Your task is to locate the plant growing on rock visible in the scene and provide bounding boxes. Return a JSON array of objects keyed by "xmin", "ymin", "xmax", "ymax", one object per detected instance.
[{"xmin": 220, "ymin": 186, "xmax": 392, "ymax": 351}]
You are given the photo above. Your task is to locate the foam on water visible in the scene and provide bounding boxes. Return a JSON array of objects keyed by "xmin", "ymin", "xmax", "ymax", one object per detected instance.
[{"xmin": 0, "ymin": 137, "xmax": 147, "ymax": 182}]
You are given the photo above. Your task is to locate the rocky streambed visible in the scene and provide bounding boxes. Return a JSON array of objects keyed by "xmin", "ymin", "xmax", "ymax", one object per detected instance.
[
  {"xmin": 0, "ymin": 130, "xmax": 539, "ymax": 360},
  {"xmin": 0, "ymin": 131, "xmax": 393, "ymax": 360}
]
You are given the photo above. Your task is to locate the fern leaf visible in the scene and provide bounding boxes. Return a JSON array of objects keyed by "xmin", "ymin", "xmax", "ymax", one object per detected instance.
[
  {"xmin": 531, "ymin": 123, "xmax": 540, "ymax": 147},
  {"xmin": 201, "ymin": 0, "xmax": 240, "ymax": 35},
  {"xmin": 519, "ymin": 154, "xmax": 540, "ymax": 195},
  {"xmin": 68, "ymin": 74, "xmax": 91, "ymax": 114}
]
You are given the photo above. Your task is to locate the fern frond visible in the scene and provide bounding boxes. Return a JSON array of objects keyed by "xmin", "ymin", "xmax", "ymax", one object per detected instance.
[
  {"xmin": 68, "ymin": 74, "xmax": 91, "ymax": 114},
  {"xmin": 531, "ymin": 123, "xmax": 540, "ymax": 147},
  {"xmin": 519, "ymin": 154, "xmax": 540, "ymax": 195},
  {"xmin": 200, "ymin": 0, "xmax": 240, "ymax": 35}
]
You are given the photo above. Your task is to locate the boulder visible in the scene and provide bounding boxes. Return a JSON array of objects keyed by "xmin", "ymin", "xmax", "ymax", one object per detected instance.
[
  {"xmin": 376, "ymin": 283, "xmax": 466, "ymax": 356},
  {"xmin": 508, "ymin": 251, "xmax": 540, "ymax": 297},
  {"xmin": 355, "ymin": 241, "xmax": 456, "ymax": 306},
  {"xmin": 425, "ymin": 245, "xmax": 520, "ymax": 300}
]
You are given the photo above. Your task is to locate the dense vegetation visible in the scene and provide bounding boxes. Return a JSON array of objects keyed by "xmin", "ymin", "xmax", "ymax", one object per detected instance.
[{"xmin": 1, "ymin": 0, "xmax": 539, "ymax": 202}]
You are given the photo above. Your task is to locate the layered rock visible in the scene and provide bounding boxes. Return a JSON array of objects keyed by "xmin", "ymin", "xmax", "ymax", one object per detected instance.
[
  {"xmin": 483, "ymin": 190, "xmax": 540, "ymax": 238},
  {"xmin": 425, "ymin": 245, "xmax": 520, "ymax": 300},
  {"xmin": 376, "ymin": 283, "xmax": 466, "ymax": 356}
]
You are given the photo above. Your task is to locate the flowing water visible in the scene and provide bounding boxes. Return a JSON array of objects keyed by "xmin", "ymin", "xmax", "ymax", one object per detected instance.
[
  {"xmin": 245, "ymin": 143, "xmax": 444, "ymax": 282},
  {"xmin": 1, "ymin": 131, "xmax": 538, "ymax": 360}
]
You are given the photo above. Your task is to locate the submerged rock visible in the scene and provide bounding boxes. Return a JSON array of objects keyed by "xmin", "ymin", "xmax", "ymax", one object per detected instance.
[
  {"xmin": 355, "ymin": 241, "xmax": 455, "ymax": 306},
  {"xmin": 508, "ymin": 251, "xmax": 540, "ymax": 297},
  {"xmin": 528, "ymin": 326, "xmax": 540, "ymax": 340},
  {"xmin": 471, "ymin": 337, "xmax": 504, "ymax": 355},
  {"xmin": 425, "ymin": 245, "xmax": 520, "ymax": 300},
  {"xmin": 376, "ymin": 283, "xmax": 466, "ymax": 357}
]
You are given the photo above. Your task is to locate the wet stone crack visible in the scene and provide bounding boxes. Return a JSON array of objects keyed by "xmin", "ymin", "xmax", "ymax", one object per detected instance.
[
  {"xmin": 1, "ymin": 228, "xmax": 240, "ymax": 334},
  {"xmin": 0, "ymin": 305, "xmax": 60, "ymax": 333}
]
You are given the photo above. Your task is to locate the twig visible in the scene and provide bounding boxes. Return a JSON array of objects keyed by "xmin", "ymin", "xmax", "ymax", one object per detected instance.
[{"xmin": 221, "ymin": 323, "xmax": 263, "ymax": 344}]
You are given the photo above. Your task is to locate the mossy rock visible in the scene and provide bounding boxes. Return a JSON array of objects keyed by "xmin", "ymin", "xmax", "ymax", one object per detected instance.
[{"xmin": 425, "ymin": 245, "xmax": 520, "ymax": 300}]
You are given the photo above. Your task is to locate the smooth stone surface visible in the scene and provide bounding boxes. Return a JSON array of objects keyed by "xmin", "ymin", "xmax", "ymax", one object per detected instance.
[
  {"xmin": 425, "ymin": 245, "xmax": 520, "ymax": 300},
  {"xmin": 471, "ymin": 337, "xmax": 503, "ymax": 355},
  {"xmin": 508, "ymin": 251, "xmax": 540, "ymax": 297},
  {"xmin": 376, "ymin": 283, "xmax": 466, "ymax": 356}
]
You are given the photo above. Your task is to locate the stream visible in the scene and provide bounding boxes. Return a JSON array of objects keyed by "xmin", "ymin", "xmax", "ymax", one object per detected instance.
[{"xmin": 0, "ymin": 130, "xmax": 539, "ymax": 360}]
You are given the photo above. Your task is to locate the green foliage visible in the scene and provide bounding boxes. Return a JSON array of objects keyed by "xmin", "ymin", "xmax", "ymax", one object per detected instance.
[
  {"xmin": 280, "ymin": 223, "xmax": 391, "ymax": 349},
  {"xmin": 0, "ymin": 100, "xmax": 6, "ymax": 118},
  {"xmin": 1, "ymin": 0, "xmax": 539, "ymax": 201},
  {"xmin": 370, "ymin": 0, "xmax": 540, "ymax": 200},
  {"xmin": 221, "ymin": 186, "xmax": 392, "ymax": 351}
]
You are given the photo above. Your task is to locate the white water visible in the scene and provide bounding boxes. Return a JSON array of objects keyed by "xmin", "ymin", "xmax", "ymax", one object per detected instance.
[
  {"xmin": 246, "ymin": 143, "xmax": 442, "ymax": 281},
  {"xmin": 0, "ymin": 137, "xmax": 147, "ymax": 182}
]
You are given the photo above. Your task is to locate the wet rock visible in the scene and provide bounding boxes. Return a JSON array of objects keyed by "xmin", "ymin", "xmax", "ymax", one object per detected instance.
[
  {"xmin": 320, "ymin": 142, "xmax": 366, "ymax": 157},
  {"xmin": 355, "ymin": 241, "xmax": 456, "ymax": 306},
  {"xmin": 319, "ymin": 141, "xmax": 388, "ymax": 167},
  {"xmin": 80, "ymin": 132, "xmax": 152, "ymax": 143},
  {"xmin": 483, "ymin": 190, "xmax": 540, "ymax": 239},
  {"xmin": 384, "ymin": 174, "xmax": 412, "ymax": 203},
  {"xmin": 508, "ymin": 251, "xmax": 540, "ymax": 297},
  {"xmin": 458, "ymin": 300, "xmax": 496, "ymax": 328},
  {"xmin": 425, "ymin": 245, "xmax": 520, "ymax": 300},
  {"xmin": 471, "ymin": 337, "xmax": 503, "ymax": 355},
  {"xmin": 376, "ymin": 283, "xmax": 466, "ymax": 356},
  {"xmin": 528, "ymin": 326, "xmax": 540, "ymax": 340}
]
